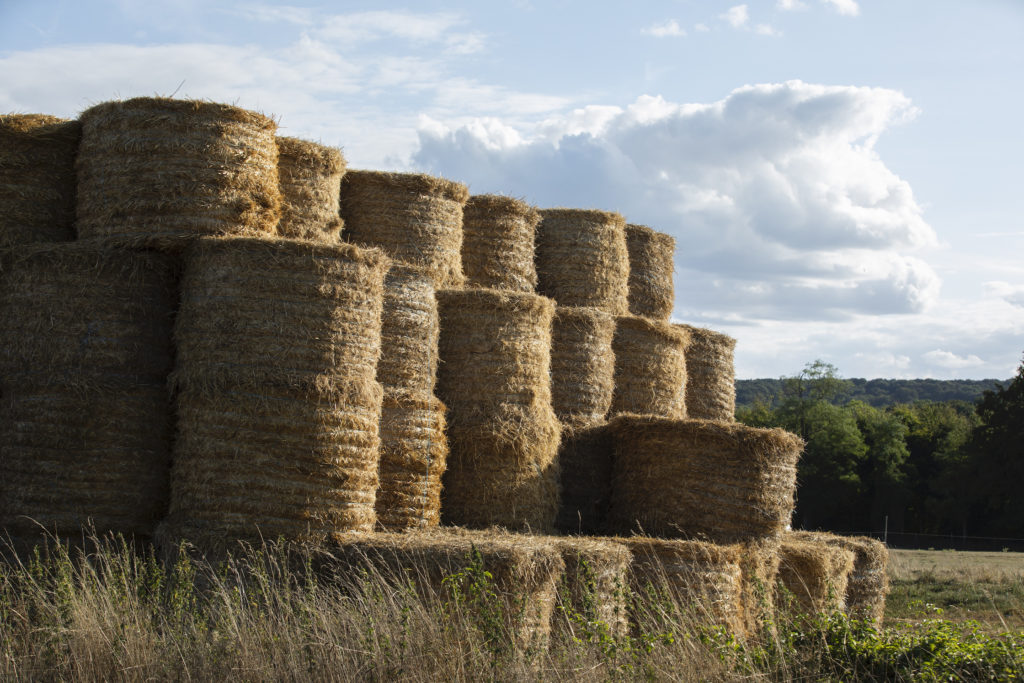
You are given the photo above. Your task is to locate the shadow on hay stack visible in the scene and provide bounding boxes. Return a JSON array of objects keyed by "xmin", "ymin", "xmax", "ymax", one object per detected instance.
[
  {"xmin": 0, "ymin": 243, "xmax": 176, "ymax": 549},
  {"xmin": 624, "ymin": 224, "xmax": 675, "ymax": 321},
  {"xmin": 161, "ymin": 237, "xmax": 390, "ymax": 551},
  {"xmin": 792, "ymin": 531, "xmax": 890, "ymax": 621},
  {"xmin": 437, "ymin": 289, "xmax": 561, "ymax": 533},
  {"xmin": 777, "ymin": 535, "xmax": 856, "ymax": 616},
  {"xmin": 610, "ymin": 316, "xmax": 689, "ymax": 418},
  {"xmin": 340, "ymin": 171, "xmax": 469, "ymax": 288},
  {"xmin": 461, "ymin": 194, "xmax": 539, "ymax": 292},
  {"xmin": 75, "ymin": 98, "xmax": 281, "ymax": 247},
  {"xmin": 551, "ymin": 537, "xmax": 632, "ymax": 639},
  {"xmin": 275, "ymin": 136, "xmax": 346, "ymax": 242},
  {"xmin": 0, "ymin": 114, "xmax": 80, "ymax": 247},
  {"xmin": 676, "ymin": 324, "xmax": 737, "ymax": 422}
]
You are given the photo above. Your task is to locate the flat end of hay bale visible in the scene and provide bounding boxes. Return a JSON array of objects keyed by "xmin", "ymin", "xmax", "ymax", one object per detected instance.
[
  {"xmin": 276, "ymin": 135, "xmax": 347, "ymax": 175},
  {"xmin": 539, "ymin": 207, "xmax": 626, "ymax": 227},
  {"xmin": 79, "ymin": 96, "xmax": 277, "ymax": 130},
  {"xmin": 465, "ymin": 193, "xmax": 539, "ymax": 220}
]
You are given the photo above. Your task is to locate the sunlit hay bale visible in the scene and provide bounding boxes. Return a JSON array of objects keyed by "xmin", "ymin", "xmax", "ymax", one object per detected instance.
[
  {"xmin": 436, "ymin": 288, "xmax": 562, "ymax": 532},
  {"xmin": 535, "ymin": 208, "xmax": 630, "ymax": 315},
  {"xmin": 606, "ymin": 416, "xmax": 802, "ymax": 542},
  {"xmin": 610, "ymin": 316, "xmax": 689, "ymax": 418},
  {"xmin": 554, "ymin": 422, "xmax": 612, "ymax": 535},
  {"xmin": 75, "ymin": 97, "xmax": 280, "ymax": 247},
  {"xmin": 275, "ymin": 136, "xmax": 346, "ymax": 242},
  {"xmin": 625, "ymin": 223, "xmax": 675, "ymax": 321},
  {"xmin": 461, "ymin": 194, "xmax": 539, "ymax": 292},
  {"xmin": 550, "ymin": 306, "xmax": 615, "ymax": 425},
  {"xmin": 0, "ymin": 114, "xmax": 80, "ymax": 247},
  {"xmin": 620, "ymin": 537, "xmax": 745, "ymax": 635},
  {"xmin": 793, "ymin": 531, "xmax": 890, "ymax": 622},
  {"xmin": 676, "ymin": 324, "xmax": 737, "ymax": 422},
  {"xmin": 776, "ymin": 536, "xmax": 855, "ymax": 615},
  {"xmin": 327, "ymin": 528, "xmax": 565, "ymax": 652},
  {"xmin": 340, "ymin": 170, "xmax": 469, "ymax": 288},
  {"xmin": 378, "ymin": 262, "xmax": 439, "ymax": 396},
  {"xmin": 552, "ymin": 536, "xmax": 632, "ymax": 639},
  {"xmin": 737, "ymin": 538, "xmax": 783, "ymax": 637},
  {"xmin": 375, "ymin": 390, "xmax": 448, "ymax": 531}
]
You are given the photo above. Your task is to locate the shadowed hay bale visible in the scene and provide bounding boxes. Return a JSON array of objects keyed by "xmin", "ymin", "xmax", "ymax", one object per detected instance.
[
  {"xmin": 340, "ymin": 170, "xmax": 469, "ymax": 288},
  {"xmin": 436, "ymin": 288, "xmax": 561, "ymax": 532},
  {"xmin": 535, "ymin": 209, "xmax": 630, "ymax": 315},
  {"xmin": 375, "ymin": 390, "xmax": 448, "ymax": 531},
  {"xmin": 552, "ymin": 537, "xmax": 631, "ymax": 639},
  {"xmin": 461, "ymin": 194, "xmax": 539, "ymax": 292},
  {"xmin": 625, "ymin": 224, "xmax": 675, "ymax": 321},
  {"xmin": 75, "ymin": 97, "xmax": 280, "ymax": 246},
  {"xmin": 793, "ymin": 531, "xmax": 889, "ymax": 622},
  {"xmin": 777, "ymin": 537, "xmax": 855, "ymax": 615},
  {"xmin": 275, "ymin": 136, "xmax": 345, "ymax": 242},
  {"xmin": 379, "ymin": 262, "xmax": 439, "ymax": 395},
  {"xmin": 676, "ymin": 324, "xmax": 736, "ymax": 422},
  {"xmin": 610, "ymin": 316, "xmax": 689, "ymax": 418},
  {"xmin": 737, "ymin": 538, "xmax": 783, "ymax": 636},
  {"xmin": 0, "ymin": 114, "xmax": 80, "ymax": 247},
  {"xmin": 555, "ymin": 422, "xmax": 613, "ymax": 535},
  {"xmin": 327, "ymin": 528, "xmax": 564, "ymax": 650},
  {"xmin": 550, "ymin": 306, "xmax": 615, "ymax": 425},
  {"xmin": 619, "ymin": 537, "xmax": 745, "ymax": 635},
  {"xmin": 606, "ymin": 416, "xmax": 802, "ymax": 542}
]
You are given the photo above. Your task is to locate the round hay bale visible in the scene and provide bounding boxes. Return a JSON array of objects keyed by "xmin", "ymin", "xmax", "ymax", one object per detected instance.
[
  {"xmin": 793, "ymin": 531, "xmax": 889, "ymax": 622},
  {"xmin": 552, "ymin": 537, "xmax": 632, "ymax": 639},
  {"xmin": 173, "ymin": 237, "xmax": 389, "ymax": 392},
  {"xmin": 461, "ymin": 194, "xmax": 539, "ymax": 292},
  {"xmin": 75, "ymin": 97, "xmax": 281, "ymax": 247},
  {"xmin": 625, "ymin": 224, "xmax": 675, "ymax": 320},
  {"xmin": 550, "ymin": 306, "xmax": 615, "ymax": 425},
  {"xmin": 606, "ymin": 416, "xmax": 803, "ymax": 543},
  {"xmin": 610, "ymin": 316, "xmax": 689, "ymax": 418},
  {"xmin": 0, "ymin": 114, "xmax": 80, "ymax": 247},
  {"xmin": 535, "ymin": 208, "xmax": 630, "ymax": 315},
  {"xmin": 375, "ymin": 390, "xmax": 448, "ymax": 531},
  {"xmin": 777, "ymin": 536, "xmax": 855, "ymax": 615},
  {"xmin": 554, "ymin": 421, "xmax": 613, "ymax": 535},
  {"xmin": 378, "ymin": 262, "xmax": 439, "ymax": 396},
  {"xmin": 276, "ymin": 136, "xmax": 346, "ymax": 242},
  {"xmin": 340, "ymin": 170, "xmax": 469, "ymax": 288},
  {"xmin": 676, "ymin": 324, "xmax": 736, "ymax": 422},
  {"xmin": 436, "ymin": 288, "xmax": 561, "ymax": 532}
]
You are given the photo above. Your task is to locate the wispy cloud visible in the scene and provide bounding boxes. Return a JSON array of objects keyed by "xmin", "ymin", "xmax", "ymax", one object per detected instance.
[
  {"xmin": 776, "ymin": 0, "xmax": 809, "ymax": 10},
  {"xmin": 821, "ymin": 0, "xmax": 860, "ymax": 17},
  {"xmin": 721, "ymin": 5, "xmax": 750, "ymax": 28},
  {"xmin": 643, "ymin": 19, "xmax": 686, "ymax": 38}
]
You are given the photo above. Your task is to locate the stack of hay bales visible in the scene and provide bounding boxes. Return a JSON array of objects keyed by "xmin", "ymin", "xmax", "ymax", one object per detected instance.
[
  {"xmin": 777, "ymin": 535, "xmax": 856, "ymax": 615},
  {"xmin": 624, "ymin": 224, "xmax": 675, "ymax": 321},
  {"xmin": 792, "ymin": 531, "xmax": 890, "ymax": 621},
  {"xmin": 676, "ymin": 324, "xmax": 737, "ymax": 421},
  {"xmin": 0, "ymin": 114, "xmax": 80, "ymax": 247},
  {"xmin": 552, "ymin": 537, "xmax": 632, "ymax": 639},
  {"xmin": 75, "ymin": 98, "xmax": 281, "ymax": 247},
  {"xmin": 0, "ymin": 243, "xmax": 176, "ymax": 546},
  {"xmin": 610, "ymin": 317, "xmax": 689, "ymax": 418},
  {"xmin": 461, "ymin": 194, "xmax": 539, "ymax": 292},
  {"xmin": 275, "ymin": 136, "xmax": 346, "ymax": 242}
]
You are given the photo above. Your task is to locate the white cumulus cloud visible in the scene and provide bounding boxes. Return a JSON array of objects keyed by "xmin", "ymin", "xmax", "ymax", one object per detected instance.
[
  {"xmin": 721, "ymin": 5, "xmax": 750, "ymax": 28},
  {"xmin": 923, "ymin": 350, "xmax": 985, "ymax": 369}
]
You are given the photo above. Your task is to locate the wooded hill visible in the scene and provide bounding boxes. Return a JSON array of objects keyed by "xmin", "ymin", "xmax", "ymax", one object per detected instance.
[{"xmin": 736, "ymin": 377, "xmax": 1009, "ymax": 409}]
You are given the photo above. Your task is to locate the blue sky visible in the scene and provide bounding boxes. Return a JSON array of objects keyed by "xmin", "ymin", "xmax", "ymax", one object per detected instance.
[{"xmin": 2, "ymin": 0, "xmax": 1022, "ymax": 379}]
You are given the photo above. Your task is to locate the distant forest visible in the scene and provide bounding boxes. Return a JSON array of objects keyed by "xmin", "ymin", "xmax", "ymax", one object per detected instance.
[{"xmin": 736, "ymin": 377, "xmax": 1010, "ymax": 409}]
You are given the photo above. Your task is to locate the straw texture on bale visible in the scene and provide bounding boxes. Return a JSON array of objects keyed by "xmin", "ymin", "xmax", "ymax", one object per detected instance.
[
  {"xmin": 461, "ymin": 194, "xmax": 539, "ymax": 292},
  {"xmin": 378, "ymin": 263, "xmax": 439, "ymax": 396},
  {"xmin": 793, "ymin": 531, "xmax": 889, "ymax": 622},
  {"xmin": 0, "ymin": 114, "xmax": 80, "ymax": 247},
  {"xmin": 606, "ymin": 416, "xmax": 803, "ymax": 543},
  {"xmin": 553, "ymin": 537, "xmax": 631, "ymax": 639},
  {"xmin": 436, "ymin": 288, "xmax": 561, "ymax": 532},
  {"xmin": 777, "ymin": 537, "xmax": 855, "ymax": 615},
  {"xmin": 677, "ymin": 324, "xmax": 737, "ymax": 422},
  {"xmin": 610, "ymin": 316, "xmax": 689, "ymax": 418},
  {"xmin": 275, "ymin": 136, "xmax": 345, "ymax": 242},
  {"xmin": 550, "ymin": 306, "xmax": 615, "ymax": 425},
  {"xmin": 75, "ymin": 97, "xmax": 281, "ymax": 246},
  {"xmin": 625, "ymin": 224, "xmax": 675, "ymax": 321},
  {"xmin": 375, "ymin": 390, "xmax": 448, "ymax": 531},
  {"xmin": 535, "ymin": 209, "xmax": 630, "ymax": 315},
  {"xmin": 340, "ymin": 171, "xmax": 469, "ymax": 288},
  {"xmin": 738, "ymin": 538, "xmax": 783, "ymax": 636},
  {"xmin": 555, "ymin": 422, "xmax": 613, "ymax": 535}
]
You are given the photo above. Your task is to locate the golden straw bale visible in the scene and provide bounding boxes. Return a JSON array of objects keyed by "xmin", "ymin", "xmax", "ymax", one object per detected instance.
[
  {"xmin": 75, "ymin": 97, "xmax": 280, "ymax": 247},
  {"xmin": 436, "ymin": 288, "xmax": 561, "ymax": 532},
  {"xmin": 275, "ymin": 136, "xmax": 346, "ymax": 242},
  {"xmin": 610, "ymin": 316, "xmax": 689, "ymax": 418},
  {"xmin": 375, "ymin": 390, "xmax": 448, "ymax": 531},
  {"xmin": 555, "ymin": 422, "xmax": 613, "ymax": 535},
  {"xmin": 535, "ymin": 208, "xmax": 630, "ymax": 315},
  {"xmin": 461, "ymin": 194, "xmax": 539, "ymax": 292},
  {"xmin": 378, "ymin": 262, "xmax": 439, "ymax": 396},
  {"xmin": 340, "ymin": 170, "xmax": 469, "ymax": 288},
  {"xmin": 0, "ymin": 114, "xmax": 80, "ymax": 247},
  {"xmin": 552, "ymin": 537, "xmax": 632, "ymax": 639},
  {"xmin": 676, "ymin": 324, "xmax": 737, "ymax": 421},
  {"xmin": 793, "ymin": 531, "xmax": 889, "ymax": 622},
  {"xmin": 606, "ymin": 416, "xmax": 802, "ymax": 542},
  {"xmin": 777, "ymin": 536, "xmax": 855, "ymax": 615},
  {"xmin": 625, "ymin": 224, "xmax": 675, "ymax": 321},
  {"xmin": 550, "ymin": 306, "xmax": 615, "ymax": 425},
  {"xmin": 738, "ymin": 538, "xmax": 783, "ymax": 636}
]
